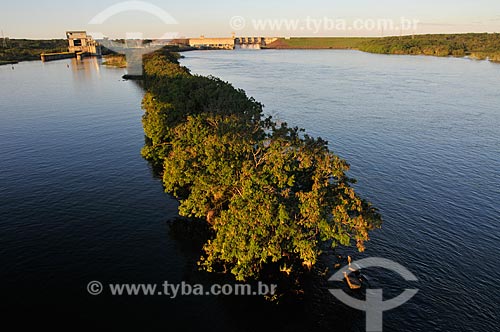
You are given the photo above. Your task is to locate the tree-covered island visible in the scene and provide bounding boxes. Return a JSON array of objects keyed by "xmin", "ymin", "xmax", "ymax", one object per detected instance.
[{"xmin": 139, "ymin": 50, "xmax": 382, "ymax": 282}]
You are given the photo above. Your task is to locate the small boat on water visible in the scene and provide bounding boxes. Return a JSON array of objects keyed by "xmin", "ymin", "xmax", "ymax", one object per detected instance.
[
  {"xmin": 343, "ymin": 271, "xmax": 362, "ymax": 289},
  {"xmin": 343, "ymin": 255, "xmax": 364, "ymax": 290}
]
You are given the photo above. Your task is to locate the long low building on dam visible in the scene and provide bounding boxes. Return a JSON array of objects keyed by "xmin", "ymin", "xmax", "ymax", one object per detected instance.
[{"xmin": 188, "ymin": 36, "xmax": 279, "ymax": 49}]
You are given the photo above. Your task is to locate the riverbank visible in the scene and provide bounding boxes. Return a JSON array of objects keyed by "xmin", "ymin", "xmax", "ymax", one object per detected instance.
[
  {"xmin": 102, "ymin": 54, "xmax": 127, "ymax": 68},
  {"xmin": 0, "ymin": 39, "xmax": 67, "ymax": 65},
  {"xmin": 0, "ymin": 60, "xmax": 18, "ymax": 65},
  {"xmin": 265, "ymin": 33, "xmax": 500, "ymax": 62},
  {"xmin": 264, "ymin": 37, "xmax": 373, "ymax": 49},
  {"xmin": 102, "ymin": 45, "xmax": 193, "ymax": 69}
]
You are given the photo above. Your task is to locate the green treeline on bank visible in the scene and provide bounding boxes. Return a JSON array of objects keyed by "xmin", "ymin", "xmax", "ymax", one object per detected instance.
[
  {"xmin": 358, "ymin": 33, "xmax": 500, "ymax": 60},
  {"xmin": 140, "ymin": 50, "xmax": 382, "ymax": 281},
  {"xmin": 0, "ymin": 39, "xmax": 67, "ymax": 65},
  {"xmin": 265, "ymin": 37, "xmax": 371, "ymax": 49},
  {"xmin": 102, "ymin": 54, "xmax": 127, "ymax": 68},
  {"xmin": 267, "ymin": 33, "xmax": 500, "ymax": 61}
]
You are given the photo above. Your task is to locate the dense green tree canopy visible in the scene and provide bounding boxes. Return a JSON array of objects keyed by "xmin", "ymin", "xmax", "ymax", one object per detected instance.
[
  {"xmin": 141, "ymin": 50, "xmax": 382, "ymax": 281},
  {"xmin": 359, "ymin": 33, "xmax": 500, "ymax": 60}
]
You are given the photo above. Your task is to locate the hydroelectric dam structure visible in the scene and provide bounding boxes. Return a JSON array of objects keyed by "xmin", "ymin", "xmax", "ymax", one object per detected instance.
[{"xmin": 188, "ymin": 36, "xmax": 279, "ymax": 50}]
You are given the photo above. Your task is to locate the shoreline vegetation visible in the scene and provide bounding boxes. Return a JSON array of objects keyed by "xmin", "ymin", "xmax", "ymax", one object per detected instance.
[
  {"xmin": 101, "ymin": 45, "xmax": 192, "ymax": 69},
  {"xmin": 265, "ymin": 33, "xmax": 500, "ymax": 62},
  {"xmin": 102, "ymin": 54, "xmax": 127, "ymax": 68},
  {"xmin": 1, "ymin": 33, "xmax": 500, "ymax": 66},
  {"xmin": 0, "ymin": 39, "xmax": 67, "ymax": 65},
  {"xmin": 139, "ymin": 49, "xmax": 382, "ymax": 285}
]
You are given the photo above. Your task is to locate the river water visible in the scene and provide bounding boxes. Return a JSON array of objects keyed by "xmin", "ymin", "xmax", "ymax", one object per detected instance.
[{"xmin": 0, "ymin": 51, "xmax": 499, "ymax": 331}]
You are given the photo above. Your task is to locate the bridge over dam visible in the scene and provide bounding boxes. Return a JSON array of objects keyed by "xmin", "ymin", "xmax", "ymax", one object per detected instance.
[{"xmin": 187, "ymin": 36, "xmax": 279, "ymax": 50}]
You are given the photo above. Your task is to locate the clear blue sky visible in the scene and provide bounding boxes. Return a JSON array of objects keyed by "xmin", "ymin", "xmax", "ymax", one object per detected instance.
[{"xmin": 1, "ymin": 0, "xmax": 500, "ymax": 39}]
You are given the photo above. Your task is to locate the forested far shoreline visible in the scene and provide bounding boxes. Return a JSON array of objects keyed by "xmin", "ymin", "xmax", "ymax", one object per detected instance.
[
  {"xmin": 358, "ymin": 33, "xmax": 500, "ymax": 61},
  {"xmin": 0, "ymin": 39, "xmax": 67, "ymax": 65},
  {"xmin": 267, "ymin": 33, "xmax": 500, "ymax": 61}
]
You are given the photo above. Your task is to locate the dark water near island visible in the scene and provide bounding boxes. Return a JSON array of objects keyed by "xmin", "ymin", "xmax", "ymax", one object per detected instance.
[{"xmin": 1, "ymin": 51, "xmax": 499, "ymax": 331}]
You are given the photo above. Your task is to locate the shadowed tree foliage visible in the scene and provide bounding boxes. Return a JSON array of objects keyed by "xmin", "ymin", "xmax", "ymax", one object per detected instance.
[{"xmin": 140, "ymin": 50, "xmax": 382, "ymax": 281}]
